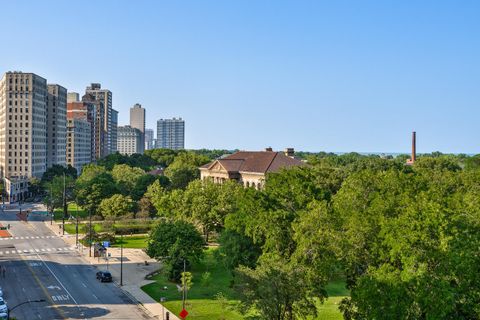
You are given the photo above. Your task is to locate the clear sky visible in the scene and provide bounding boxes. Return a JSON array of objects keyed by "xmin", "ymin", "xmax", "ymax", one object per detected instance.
[{"xmin": 1, "ymin": 1, "xmax": 478, "ymax": 153}]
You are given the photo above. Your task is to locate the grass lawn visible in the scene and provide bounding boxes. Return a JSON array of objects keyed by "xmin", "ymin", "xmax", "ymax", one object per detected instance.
[
  {"xmin": 111, "ymin": 235, "xmax": 148, "ymax": 249},
  {"xmin": 142, "ymin": 248, "xmax": 245, "ymax": 320},
  {"xmin": 142, "ymin": 248, "xmax": 348, "ymax": 320},
  {"xmin": 63, "ymin": 223, "xmax": 103, "ymax": 234},
  {"xmin": 53, "ymin": 203, "xmax": 87, "ymax": 221},
  {"xmin": 314, "ymin": 280, "xmax": 349, "ymax": 320}
]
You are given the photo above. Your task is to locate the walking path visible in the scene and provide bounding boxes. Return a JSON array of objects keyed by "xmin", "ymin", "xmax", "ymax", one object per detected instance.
[{"xmin": 44, "ymin": 220, "xmax": 180, "ymax": 320}]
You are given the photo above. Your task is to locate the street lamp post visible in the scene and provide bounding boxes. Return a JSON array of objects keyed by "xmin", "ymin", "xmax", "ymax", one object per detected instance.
[
  {"xmin": 9, "ymin": 299, "xmax": 46, "ymax": 313},
  {"xmin": 62, "ymin": 173, "xmax": 67, "ymax": 235},
  {"xmin": 89, "ymin": 208, "xmax": 93, "ymax": 257},
  {"xmin": 120, "ymin": 232, "xmax": 124, "ymax": 286}
]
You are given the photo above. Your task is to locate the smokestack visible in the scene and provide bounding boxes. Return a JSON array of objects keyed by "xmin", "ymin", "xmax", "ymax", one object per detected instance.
[{"xmin": 411, "ymin": 131, "xmax": 416, "ymax": 162}]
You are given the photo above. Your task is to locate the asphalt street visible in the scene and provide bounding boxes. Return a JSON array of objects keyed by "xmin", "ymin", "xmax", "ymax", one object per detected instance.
[{"xmin": 0, "ymin": 204, "xmax": 153, "ymax": 320}]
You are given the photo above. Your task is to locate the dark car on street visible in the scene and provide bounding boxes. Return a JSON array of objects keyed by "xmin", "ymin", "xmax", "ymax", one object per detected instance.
[{"xmin": 96, "ymin": 271, "xmax": 112, "ymax": 282}]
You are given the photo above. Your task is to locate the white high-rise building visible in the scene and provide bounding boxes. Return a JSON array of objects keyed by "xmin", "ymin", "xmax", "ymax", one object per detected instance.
[{"xmin": 156, "ymin": 118, "xmax": 185, "ymax": 150}]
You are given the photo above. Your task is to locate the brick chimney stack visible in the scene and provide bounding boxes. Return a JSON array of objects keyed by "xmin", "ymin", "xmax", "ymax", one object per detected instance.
[{"xmin": 411, "ymin": 131, "xmax": 416, "ymax": 162}]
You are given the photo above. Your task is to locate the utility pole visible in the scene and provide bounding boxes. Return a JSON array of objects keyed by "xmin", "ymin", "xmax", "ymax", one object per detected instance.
[
  {"xmin": 182, "ymin": 259, "xmax": 186, "ymax": 310},
  {"xmin": 120, "ymin": 232, "xmax": 124, "ymax": 286},
  {"xmin": 62, "ymin": 173, "xmax": 67, "ymax": 235},
  {"xmin": 75, "ymin": 215, "xmax": 79, "ymax": 247},
  {"xmin": 89, "ymin": 208, "xmax": 93, "ymax": 257}
]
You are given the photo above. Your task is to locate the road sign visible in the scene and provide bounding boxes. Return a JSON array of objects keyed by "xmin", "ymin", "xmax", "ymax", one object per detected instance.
[
  {"xmin": 179, "ymin": 308, "xmax": 188, "ymax": 319},
  {"xmin": 103, "ymin": 241, "xmax": 110, "ymax": 248}
]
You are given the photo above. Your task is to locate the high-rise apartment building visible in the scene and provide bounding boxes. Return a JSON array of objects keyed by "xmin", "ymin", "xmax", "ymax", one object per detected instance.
[
  {"xmin": 66, "ymin": 118, "xmax": 91, "ymax": 174},
  {"xmin": 130, "ymin": 103, "xmax": 145, "ymax": 153},
  {"xmin": 67, "ymin": 100, "xmax": 97, "ymax": 162},
  {"xmin": 111, "ymin": 109, "xmax": 118, "ymax": 153},
  {"xmin": 117, "ymin": 126, "xmax": 143, "ymax": 155},
  {"xmin": 82, "ymin": 93, "xmax": 106, "ymax": 159},
  {"xmin": 0, "ymin": 72, "xmax": 48, "ymax": 201},
  {"xmin": 46, "ymin": 84, "xmax": 67, "ymax": 168},
  {"xmin": 145, "ymin": 128, "xmax": 154, "ymax": 150},
  {"xmin": 85, "ymin": 83, "xmax": 113, "ymax": 155},
  {"xmin": 157, "ymin": 118, "xmax": 185, "ymax": 150}
]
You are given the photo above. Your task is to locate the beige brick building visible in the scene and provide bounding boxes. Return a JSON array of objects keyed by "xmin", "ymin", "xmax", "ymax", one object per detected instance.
[
  {"xmin": 200, "ymin": 148, "xmax": 305, "ymax": 189},
  {"xmin": 117, "ymin": 125, "xmax": 143, "ymax": 155},
  {"xmin": 0, "ymin": 72, "xmax": 48, "ymax": 201},
  {"xmin": 66, "ymin": 118, "xmax": 91, "ymax": 174}
]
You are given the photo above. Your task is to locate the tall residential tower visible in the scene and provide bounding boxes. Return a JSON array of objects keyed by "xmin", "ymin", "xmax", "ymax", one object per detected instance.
[
  {"xmin": 156, "ymin": 117, "xmax": 185, "ymax": 150},
  {"xmin": 130, "ymin": 103, "xmax": 145, "ymax": 153}
]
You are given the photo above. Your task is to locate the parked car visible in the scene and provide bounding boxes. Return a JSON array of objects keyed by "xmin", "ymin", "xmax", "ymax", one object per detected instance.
[
  {"xmin": 0, "ymin": 286, "xmax": 3, "ymax": 297},
  {"xmin": 96, "ymin": 271, "xmax": 112, "ymax": 282},
  {"xmin": 0, "ymin": 297, "xmax": 7, "ymax": 314}
]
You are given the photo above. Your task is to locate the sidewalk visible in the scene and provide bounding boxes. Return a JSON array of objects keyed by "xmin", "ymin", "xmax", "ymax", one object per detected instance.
[{"xmin": 44, "ymin": 221, "xmax": 180, "ymax": 320}]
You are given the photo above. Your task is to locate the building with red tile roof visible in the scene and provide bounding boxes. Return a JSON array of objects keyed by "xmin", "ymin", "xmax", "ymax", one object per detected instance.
[{"xmin": 199, "ymin": 148, "xmax": 305, "ymax": 189}]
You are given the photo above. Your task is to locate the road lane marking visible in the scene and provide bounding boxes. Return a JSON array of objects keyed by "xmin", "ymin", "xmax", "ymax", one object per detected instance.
[
  {"xmin": 92, "ymin": 294, "xmax": 99, "ymax": 300},
  {"xmin": 81, "ymin": 282, "xmax": 87, "ymax": 288},
  {"xmin": 35, "ymin": 252, "xmax": 79, "ymax": 306}
]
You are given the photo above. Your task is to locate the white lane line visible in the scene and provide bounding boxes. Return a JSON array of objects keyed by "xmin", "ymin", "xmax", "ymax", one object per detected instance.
[
  {"xmin": 35, "ymin": 252, "xmax": 79, "ymax": 306},
  {"xmin": 92, "ymin": 294, "xmax": 99, "ymax": 300},
  {"xmin": 81, "ymin": 282, "xmax": 87, "ymax": 288},
  {"xmin": 22, "ymin": 287, "xmax": 26, "ymax": 292}
]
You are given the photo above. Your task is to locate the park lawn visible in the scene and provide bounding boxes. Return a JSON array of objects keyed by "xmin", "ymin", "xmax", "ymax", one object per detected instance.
[
  {"xmin": 142, "ymin": 248, "xmax": 347, "ymax": 320},
  {"xmin": 53, "ymin": 203, "xmax": 87, "ymax": 220},
  {"xmin": 142, "ymin": 248, "xmax": 245, "ymax": 320},
  {"xmin": 63, "ymin": 223, "xmax": 103, "ymax": 234},
  {"xmin": 111, "ymin": 235, "xmax": 148, "ymax": 249},
  {"xmin": 313, "ymin": 280, "xmax": 349, "ymax": 320}
]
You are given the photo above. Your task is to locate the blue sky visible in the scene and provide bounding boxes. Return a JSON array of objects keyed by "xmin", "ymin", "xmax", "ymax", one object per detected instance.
[{"xmin": 1, "ymin": 1, "xmax": 478, "ymax": 153}]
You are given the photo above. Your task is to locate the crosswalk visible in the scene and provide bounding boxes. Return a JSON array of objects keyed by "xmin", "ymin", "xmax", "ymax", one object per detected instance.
[
  {"xmin": 0, "ymin": 246, "xmax": 77, "ymax": 255},
  {"xmin": 0, "ymin": 235, "xmax": 59, "ymax": 240}
]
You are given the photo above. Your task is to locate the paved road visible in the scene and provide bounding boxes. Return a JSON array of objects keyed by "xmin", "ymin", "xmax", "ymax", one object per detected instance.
[{"xmin": 0, "ymin": 205, "xmax": 153, "ymax": 320}]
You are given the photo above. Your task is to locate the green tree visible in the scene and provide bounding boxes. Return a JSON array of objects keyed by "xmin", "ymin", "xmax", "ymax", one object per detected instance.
[
  {"xmin": 41, "ymin": 164, "xmax": 77, "ymax": 183},
  {"xmin": 111, "ymin": 164, "xmax": 145, "ymax": 194},
  {"xmin": 137, "ymin": 196, "xmax": 156, "ymax": 220},
  {"xmin": 98, "ymin": 194, "xmax": 135, "ymax": 222},
  {"xmin": 164, "ymin": 152, "xmax": 210, "ymax": 189},
  {"xmin": 146, "ymin": 220, "xmax": 205, "ymax": 281},
  {"xmin": 235, "ymin": 255, "xmax": 324, "ymax": 320},
  {"xmin": 43, "ymin": 175, "xmax": 75, "ymax": 215},
  {"xmin": 75, "ymin": 173, "xmax": 118, "ymax": 215}
]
